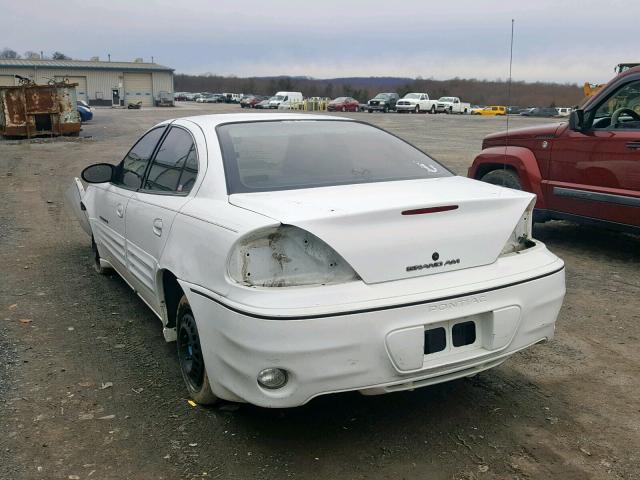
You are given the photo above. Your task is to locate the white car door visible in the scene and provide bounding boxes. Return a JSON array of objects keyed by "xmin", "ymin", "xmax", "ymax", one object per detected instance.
[
  {"xmin": 124, "ymin": 124, "xmax": 203, "ymax": 311},
  {"xmin": 92, "ymin": 126, "xmax": 167, "ymax": 271}
]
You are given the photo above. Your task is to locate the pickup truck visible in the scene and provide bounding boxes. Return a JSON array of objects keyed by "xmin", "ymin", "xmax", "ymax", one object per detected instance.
[
  {"xmin": 468, "ymin": 65, "xmax": 640, "ymax": 233},
  {"xmin": 366, "ymin": 93, "xmax": 399, "ymax": 113},
  {"xmin": 395, "ymin": 93, "xmax": 438, "ymax": 113},
  {"xmin": 436, "ymin": 97, "xmax": 471, "ymax": 114}
]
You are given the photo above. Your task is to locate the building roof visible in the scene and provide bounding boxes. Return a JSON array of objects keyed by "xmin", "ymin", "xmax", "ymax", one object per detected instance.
[{"xmin": 0, "ymin": 59, "xmax": 173, "ymax": 72}]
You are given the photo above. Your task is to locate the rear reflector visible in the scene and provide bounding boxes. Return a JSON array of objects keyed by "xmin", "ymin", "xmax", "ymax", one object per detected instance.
[{"xmin": 402, "ymin": 205, "xmax": 458, "ymax": 216}]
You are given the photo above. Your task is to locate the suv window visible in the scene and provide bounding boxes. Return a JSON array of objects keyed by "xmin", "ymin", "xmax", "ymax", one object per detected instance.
[
  {"xmin": 115, "ymin": 127, "xmax": 165, "ymax": 189},
  {"xmin": 144, "ymin": 127, "xmax": 198, "ymax": 193},
  {"xmin": 593, "ymin": 79, "xmax": 640, "ymax": 129}
]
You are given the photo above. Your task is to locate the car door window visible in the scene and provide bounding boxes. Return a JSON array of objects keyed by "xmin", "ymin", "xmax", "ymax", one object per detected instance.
[
  {"xmin": 144, "ymin": 127, "xmax": 198, "ymax": 193},
  {"xmin": 593, "ymin": 80, "xmax": 640, "ymax": 129},
  {"xmin": 114, "ymin": 127, "xmax": 165, "ymax": 189}
]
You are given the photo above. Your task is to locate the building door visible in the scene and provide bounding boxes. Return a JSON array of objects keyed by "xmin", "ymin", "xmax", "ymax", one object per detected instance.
[
  {"xmin": 124, "ymin": 73, "xmax": 153, "ymax": 106},
  {"xmin": 112, "ymin": 88, "xmax": 120, "ymax": 107},
  {"xmin": 0, "ymin": 75, "xmax": 15, "ymax": 86},
  {"xmin": 55, "ymin": 76, "xmax": 87, "ymax": 102}
]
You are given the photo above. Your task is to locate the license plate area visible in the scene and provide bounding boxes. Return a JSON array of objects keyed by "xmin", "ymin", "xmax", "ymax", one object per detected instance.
[
  {"xmin": 423, "ymin": 314, "xmax": 483, "ymax": 357},
  {"xmin": 385, "ymin": 306, "xmax": 521, "ymax": 372}
]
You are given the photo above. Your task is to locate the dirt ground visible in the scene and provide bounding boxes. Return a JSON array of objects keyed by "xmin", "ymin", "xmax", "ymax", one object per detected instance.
[{"xmin": 1, "ymin": 104, "xmax": 639, "ymax": 480}]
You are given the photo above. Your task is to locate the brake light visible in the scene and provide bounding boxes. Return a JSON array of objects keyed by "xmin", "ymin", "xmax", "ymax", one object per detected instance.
[{"xmin": 402, "ymin": 205, "xmax": 458, "ymax": 215}]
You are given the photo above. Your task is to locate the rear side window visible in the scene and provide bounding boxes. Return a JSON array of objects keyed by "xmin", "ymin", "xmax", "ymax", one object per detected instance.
[
  {"xmin": 144, "ymin": 127, "xmax": 198, "ymax": 193},
  {"xmin": 115, "ymin": 127, "xmax": 165, "ymax": 189}
]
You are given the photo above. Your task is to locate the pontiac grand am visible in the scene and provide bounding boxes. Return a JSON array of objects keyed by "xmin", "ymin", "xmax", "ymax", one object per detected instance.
[{"xmin": 67, "ymin": 114, "xmax": 565, "ymax": 407}]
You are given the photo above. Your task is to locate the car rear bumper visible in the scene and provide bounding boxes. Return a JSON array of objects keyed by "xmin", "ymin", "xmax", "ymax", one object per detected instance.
[{"xmin": 182, "ymin": 265, "xmax": 565, "ymax": 407}]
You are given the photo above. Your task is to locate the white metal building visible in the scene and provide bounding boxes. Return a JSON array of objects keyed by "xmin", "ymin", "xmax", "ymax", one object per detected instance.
[{"xmin": 0, "ymin": 59, "xmax": 174, "ymax": 107}]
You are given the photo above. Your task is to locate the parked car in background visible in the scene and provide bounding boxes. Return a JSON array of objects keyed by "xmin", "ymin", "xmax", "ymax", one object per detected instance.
[
  {"xmin": 469, "ymin": 65, "xmax": 640, "ymax": 233},
  {"xmin": 520, "ymin": 107, "xmax": 559, "ymax": 117},
  {"xmin": 267, "ymin": 91, "xmax": 303, "ymax": 109},
  {"xmin": 77, "ymin": 100, "xmax": 93, "ymax": 111},
  {"xmin": 555, "ymin": 107, "xmax": 572, "ymax": 117},
  {"xmin": 69, "ymin": 113, "xmax": 565, "ymax": 407},
  {"xmin": 507, "ymin": 106, "xmax": 523, "ymax": 115},
  {"xmin": 395, "ymin": 93, "xmax": 438, "ymax": 113},
  {"xmin": 367, "ymin": 93, "xmax": 399, "ymax": 113},
  {"xmin": 327, "ymin": 97, "xmax": 360, "ymax": 112},
  {"xmin": 223, "ymin": 93, "xmax": 242, "ymax": 103},
  {"xmin": 472, "ymin": 106, "xmax": 507, "ymax": 116},
  {"xmin": 77, "ymin": 103, "xmax": 93, "ymax": 122},
  {"xmin": 277, "ymin": 92, "xmax": 304, "ymax": 110},
  {"xmin": 240, "ymin": 95, "xmax": 268, "ymax": 108},
  {"xmin": 436, "ymin": 97, "xmax": 471, "ymax": 114},
  {"xmin": 254, "ymin": 98, "xmax": 272, "ymax": 109}
]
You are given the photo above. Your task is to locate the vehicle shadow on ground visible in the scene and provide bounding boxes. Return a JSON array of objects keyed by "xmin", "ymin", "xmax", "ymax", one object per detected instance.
[
  {"xmin": 223, "ymin": 364, "xmax": 590, "ymax": 477},
  {"xmin": 533, "ymin": 220, "xmax": 640, "ymax": 263}
]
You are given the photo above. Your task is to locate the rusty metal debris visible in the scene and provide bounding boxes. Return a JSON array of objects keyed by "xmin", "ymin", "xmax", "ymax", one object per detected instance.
[{"xmin": 0, "ymin": 77, "xmax": 81, "ymax": 138}]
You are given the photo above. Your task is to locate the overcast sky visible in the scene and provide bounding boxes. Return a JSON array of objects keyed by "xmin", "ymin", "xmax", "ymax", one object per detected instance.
[{"xmin": 2, "ymin": 0, "xmax": 637, "ymax": 84}]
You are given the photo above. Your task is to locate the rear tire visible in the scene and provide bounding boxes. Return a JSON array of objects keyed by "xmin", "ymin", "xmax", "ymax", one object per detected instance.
[
  {"xmin": 430, "ymin": 105, "xmax": 436, "ymax": 114},
  {"xmin": 480, "ymin": 169, "xmax": 523, "ymax": 190},
  {"xmin": 177, "ymin": 295, "xmax": 218, "ymax": 405}
]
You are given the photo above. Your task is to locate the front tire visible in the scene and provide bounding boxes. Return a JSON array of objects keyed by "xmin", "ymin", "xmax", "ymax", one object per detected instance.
[
  {"xmin": 480, "ymin": 169, "xmax": 523, "ymax": 190},
  {"xmin": 177, "ymin": 295, "xmax": 218, "ymax": 405},
  {"xmin": 414, "ymin": 105, "xmax": 420, "ymax": 114}
]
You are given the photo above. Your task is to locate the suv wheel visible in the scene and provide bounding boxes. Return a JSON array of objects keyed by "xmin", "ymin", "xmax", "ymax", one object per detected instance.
[{"xmin": 480, "ymin": 169, "xmax": 523, "ymax": 190}]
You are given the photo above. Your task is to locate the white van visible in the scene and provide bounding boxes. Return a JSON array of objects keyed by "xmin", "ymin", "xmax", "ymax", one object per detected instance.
[{"xmin": 268, "ymin": 91, "xmax": 303, "ymax": 109}]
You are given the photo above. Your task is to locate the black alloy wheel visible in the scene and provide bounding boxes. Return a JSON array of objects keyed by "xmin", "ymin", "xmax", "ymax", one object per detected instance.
[{"xmin": 177, "ymin": 311, "xmax": 205, "ymax": 391}]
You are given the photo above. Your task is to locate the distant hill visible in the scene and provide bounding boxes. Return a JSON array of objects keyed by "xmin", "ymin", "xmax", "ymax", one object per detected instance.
[{"xmin": 174, "ymin": 74, "xmax": 583, "ymax": 107}]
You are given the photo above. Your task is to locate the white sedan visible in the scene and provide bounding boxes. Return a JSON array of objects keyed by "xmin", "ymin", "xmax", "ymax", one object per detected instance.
[{"xmin": 68, "ymin": 113, "xmax": 565, "ymax": 408}]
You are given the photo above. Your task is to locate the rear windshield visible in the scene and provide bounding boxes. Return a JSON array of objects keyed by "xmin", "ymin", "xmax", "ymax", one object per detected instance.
[{"xmin": 216, "ymin": 120, "xmax": 451, "ymax": 193}]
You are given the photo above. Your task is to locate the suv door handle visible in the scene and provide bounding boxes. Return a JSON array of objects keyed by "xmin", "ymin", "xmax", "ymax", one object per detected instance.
[
  {"xmin": 116, "ymin": 204, "xmax": 124, "ymax": 218},
  {"xmin": 626, "ymin": 141, "xmax": 640, "ymax": 150},
  {"xmin": 152, "ymin": 218, "xmax": 163, "ymax": 237}
]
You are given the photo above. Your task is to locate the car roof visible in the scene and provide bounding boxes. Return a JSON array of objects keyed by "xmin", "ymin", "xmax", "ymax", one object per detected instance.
[{"xmin": 174, "ymin": 113, "xmax": 349, "ymax": 129}]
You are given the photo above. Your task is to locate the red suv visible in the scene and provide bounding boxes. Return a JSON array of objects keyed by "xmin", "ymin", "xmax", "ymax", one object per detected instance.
[{"xmin": 469, "ymin": 66, "xmax": 640, "ymax": 233}]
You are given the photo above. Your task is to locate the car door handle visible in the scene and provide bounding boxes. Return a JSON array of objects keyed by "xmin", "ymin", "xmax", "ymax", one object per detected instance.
[
  {"xmin": 626, "ymin": 141, "xmax": 640, "ymax": 150},
  {"xmin": 152, "ymin": 218, "xmax": 163, "ymax": 237},
  {"xmin": 116, "ymin": 204, "xmax": 124, "ymax": 218}
]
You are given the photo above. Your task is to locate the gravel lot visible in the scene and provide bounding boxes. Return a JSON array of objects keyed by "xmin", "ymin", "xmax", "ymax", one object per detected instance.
[{"xmin": 1, "ymin": 103, "xmax": 639, "ymax": 480}]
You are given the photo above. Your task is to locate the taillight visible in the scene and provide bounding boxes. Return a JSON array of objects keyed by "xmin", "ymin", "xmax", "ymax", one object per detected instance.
[{"xmin": 228, "ymin": 225, "xmax": 360, "ymax": 287}]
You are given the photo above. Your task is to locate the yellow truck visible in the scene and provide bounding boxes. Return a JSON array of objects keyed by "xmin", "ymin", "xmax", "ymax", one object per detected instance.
[{"xmin": 471, "ymin": 105, "xmax": 507, "ymax": 116}]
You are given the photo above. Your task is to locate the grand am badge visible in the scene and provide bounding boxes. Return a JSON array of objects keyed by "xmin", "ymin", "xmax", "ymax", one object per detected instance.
[{"xmin": 406, "ymin": 258, "xmax": 460, "ymax": 272}]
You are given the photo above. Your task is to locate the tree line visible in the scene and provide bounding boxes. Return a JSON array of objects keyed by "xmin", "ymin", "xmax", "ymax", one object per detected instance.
[
  {"xmin": 175, "ymin": 73, "xmax": 585, "ymax": 107},
  {"xmin": 0, "ymin": 47, "xmax": 71, "ymax": 60}
]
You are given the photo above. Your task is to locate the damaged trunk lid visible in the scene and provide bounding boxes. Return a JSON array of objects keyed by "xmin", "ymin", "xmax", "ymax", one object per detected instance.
[{"xmin": 229, "ymin": 176, "xmax": 534, "ymax": 284}]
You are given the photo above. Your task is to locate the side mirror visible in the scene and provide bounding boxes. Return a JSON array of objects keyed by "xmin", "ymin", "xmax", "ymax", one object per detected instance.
[
  {"xmin": 81, "ymin": 163, "xmax": 114, "ymax": 183},
  {"xmin": 569, "ymin": 109, "xmax": 585, "ymax": 131}
]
